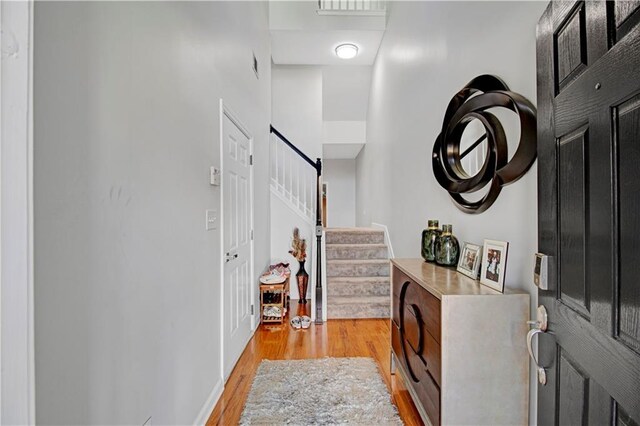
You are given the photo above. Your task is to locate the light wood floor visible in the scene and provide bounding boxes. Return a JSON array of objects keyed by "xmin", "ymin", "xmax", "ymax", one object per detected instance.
[{"xmin": 206, "ymin": 304, "xmax": 423, "ymax": 425}]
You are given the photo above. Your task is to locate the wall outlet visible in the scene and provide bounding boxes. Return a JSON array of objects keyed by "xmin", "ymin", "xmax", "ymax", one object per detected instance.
[{"xmin": 206, "ymin": 209, "xmax": 217, "ymax": 230}]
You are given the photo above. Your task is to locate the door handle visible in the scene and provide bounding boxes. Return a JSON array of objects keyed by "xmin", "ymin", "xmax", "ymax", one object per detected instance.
[
  {"xmin": 225, "ymin": 252, "xmax": 238, "ymax": 263},
  {"xmin": 527, "ymin": 304, "xmax": 549, "ymax": 385},
  {"xmin": 527, "ymin": 328, "xmax": 547, "ymax": 385}
]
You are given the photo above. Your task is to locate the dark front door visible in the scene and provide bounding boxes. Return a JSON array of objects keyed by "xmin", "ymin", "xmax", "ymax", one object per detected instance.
[{"xmin": 537, "ymin": 1, "xmax": 640, "ymax": 424}]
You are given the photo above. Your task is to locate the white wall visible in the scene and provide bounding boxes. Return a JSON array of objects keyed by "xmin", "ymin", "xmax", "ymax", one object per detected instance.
[
  {"xmin": 324, "ymin": 160, "xmax": 356, "ymax": 228},
  {"xmin": 269, "ymin": 192, "xmax": 315, "ymax": 300},
  {"xmin": 323, "ymin": 120, "xmax": 366, "ymax": 144},
  {"xmin": 270, "ymin": 64, "xmax": 323, "ymax": 301},
  {"xmin": 356, "ymin": 2, "xmax": 547, "ymax": 424},
  {"xmin": 33, "ymin": 2, "xmax": 271, "ymax": 424},
  {"xmin": 272, "ymin": 65, "xmax": 323, "ymax": 160},
  {"xmin": 322, "ymin": 66, "xmax": 372, "ymax": 121}
]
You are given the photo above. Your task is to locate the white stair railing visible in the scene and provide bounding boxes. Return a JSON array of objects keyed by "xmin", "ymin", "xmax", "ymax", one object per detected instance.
[
  {"xmin": 317, "ymin": 0, "xmax": 386, "ymax": 15},
  {"xmin": 270, "ymin": 132, "xmax": 317, "ymax": 223},
  {"xmin": 270, "ymin": 126, "xmax": 325, "ymax": 323}
]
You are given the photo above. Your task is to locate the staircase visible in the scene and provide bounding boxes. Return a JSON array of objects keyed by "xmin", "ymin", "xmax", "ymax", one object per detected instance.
[{"xmin": 326, "ymin": 228, "xmax": 390, "ymax": 319}]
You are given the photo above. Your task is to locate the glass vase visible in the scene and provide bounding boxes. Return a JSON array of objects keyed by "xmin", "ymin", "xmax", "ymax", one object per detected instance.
[
  {"xmin": 436, "ymin": 224, "xmax": 460, "ymax": 267},
  {"xmin": 421, "ymin": 220, "xmax": 441, "ymax": 262}
]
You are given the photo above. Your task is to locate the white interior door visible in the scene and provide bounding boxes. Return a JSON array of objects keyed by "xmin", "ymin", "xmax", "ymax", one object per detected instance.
[
  {"xmin": 1, "ymin": 1, "xmax": 36, "ymax": 423},
  {"xmin": 221, "ymin": 108, "xmax": 253, "ymax": 380}
]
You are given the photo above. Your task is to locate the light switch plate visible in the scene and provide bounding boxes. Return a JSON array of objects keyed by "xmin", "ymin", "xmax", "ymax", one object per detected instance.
[{"xmin": 206, "ymin": 209, "xmax": 217, "ymax": 230}]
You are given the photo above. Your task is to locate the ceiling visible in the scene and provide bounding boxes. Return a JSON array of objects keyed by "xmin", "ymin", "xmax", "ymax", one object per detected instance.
[
  {"xmin": 270, "ymin": 1, "xmax": 383, "ymax": 159},
  {"xmin": 271, "ymin": 30, "xmax": 384, "ymax": 66},
  {"xmin": 269, "ymin": 0, "xmax": 386, "ymax": 66}
]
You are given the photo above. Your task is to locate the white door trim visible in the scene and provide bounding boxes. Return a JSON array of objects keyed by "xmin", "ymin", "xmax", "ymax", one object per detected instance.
[
  {"xmin": 1, "ymin": 1, "xmax": 36, "ymax": 423},
  {"xmin": 218, "ymin": 99, "xmax": 256, "ymax": 384}
]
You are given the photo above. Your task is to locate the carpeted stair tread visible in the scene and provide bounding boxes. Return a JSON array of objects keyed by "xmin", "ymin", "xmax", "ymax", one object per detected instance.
[
  {"xmin": 327, "ymin": 302, "xmax": 390, "ymax": 319},
  {"xmin": 327, "ymin": 259, "xmax": 389, "ymax": 265},
  {"xmin": 328, "ymin": 295, "xmax": 389, "ymax": 305},
  {"xmin": 325, "ymin": 227, "xmax": 383, "ymax": 232},
  {"xmin": 327, "ymin": 277, "xmax": 390, "ymax": 297},
  {"xmin": 327, "ymin": 259, "xmax": 390, "ymax": 277},
  {"xmin": 326, "ymin": 244, "xmax": 388, "ymax": 260},
  {"xmin": 325, "ymin": 228, "xmax": 385, "ymax": 244}
]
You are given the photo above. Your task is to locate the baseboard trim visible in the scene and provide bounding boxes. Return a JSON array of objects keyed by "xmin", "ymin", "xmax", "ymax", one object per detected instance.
[{"xmin": 193, "ymin": 378, "xmax": 224, "ymax": 426}]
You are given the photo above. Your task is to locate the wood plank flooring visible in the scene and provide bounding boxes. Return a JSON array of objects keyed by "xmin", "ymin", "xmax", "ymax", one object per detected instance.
[{"xmin": 206, "ymin": 304, "xmax": 423, "ymax": 425}]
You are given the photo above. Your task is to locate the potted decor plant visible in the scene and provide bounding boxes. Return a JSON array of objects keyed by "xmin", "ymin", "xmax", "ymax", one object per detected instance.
[{"xmin": 289, "ymin": 227, "xmax": 308, "ymax": 304}]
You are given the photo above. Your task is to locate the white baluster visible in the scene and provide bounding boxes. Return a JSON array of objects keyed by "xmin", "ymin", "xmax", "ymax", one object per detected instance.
[
  {"xmin": 270, "ymin": 137, "xmax": 275, "ymax": 183},
  {"xmin": 296, "ymin": 158, "xmax": 301, "ymax": 209},
  {"xmin": 303, "ymin": 168, "xmax": 307, "ymax": 214},
  {"xmin": 275, "ymin": 137, "xmax": 279, "ymax": 183},
  {"xmin": 281, "ymin": 143, "xmax": 286, "ymax": 194}
]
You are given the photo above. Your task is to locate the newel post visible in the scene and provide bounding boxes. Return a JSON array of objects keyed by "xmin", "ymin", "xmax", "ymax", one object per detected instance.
[{"xmin": 315, "ymin": 158, "xmax": 323, "ymax": 324}]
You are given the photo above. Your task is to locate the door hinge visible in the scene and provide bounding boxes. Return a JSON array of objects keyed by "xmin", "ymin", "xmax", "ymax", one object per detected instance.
[
  {"xmin": 249, "ymin": 154, "xmax": 253, "ymax": 166},
  {"xmin": 250, "ymin": 229, "xmax": 254, "ymax": 240},
  {"xmin": 251, "ymin": 304, "xmax": 255, "ymax": 315}
]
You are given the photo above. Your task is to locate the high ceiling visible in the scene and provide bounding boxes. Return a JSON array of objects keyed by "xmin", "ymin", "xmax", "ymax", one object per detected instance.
[
  {"xmin": 269, "ymin": 1, "xmax": 385, "ymax": 66},
  {"xmin": 271, "ymin": 30, "xmax": 383, "ymax": 66},
  {"xmin": 270, "ymin": 1, "xmax": 385, "ymax": 159}
]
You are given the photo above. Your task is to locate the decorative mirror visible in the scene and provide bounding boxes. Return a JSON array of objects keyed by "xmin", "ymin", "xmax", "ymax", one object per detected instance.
[{"xmin": 432, "ymin": 75, "xmax": 537, "ymax": 214}]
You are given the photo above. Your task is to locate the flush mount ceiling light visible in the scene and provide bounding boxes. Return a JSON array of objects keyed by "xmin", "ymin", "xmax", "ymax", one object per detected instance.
[{"xmin": 335, "ymin": 43, "xmax": 359, "ymax": 59}]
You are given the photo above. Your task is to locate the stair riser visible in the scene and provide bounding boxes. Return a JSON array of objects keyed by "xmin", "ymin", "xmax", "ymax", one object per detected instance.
[
  {"xmin": 325, "ymin": 232, "xmax": 385, "ymax": 245},
  {"xmin": 327, "ymin": 281, "xmax": 390, "ymax": 297},
  {"xmin": 326, "ymin": 246, "xmax": 388, "ymax": 260},
  {"xmin": 327, "ymin": 262, "xmax": 390, "ymax": 277},
  {"xmin": 327, "ymin": 304, "xmax": 390, "ymax": 319}
]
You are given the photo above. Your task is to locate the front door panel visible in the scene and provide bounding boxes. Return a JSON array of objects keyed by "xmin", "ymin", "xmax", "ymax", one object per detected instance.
[{"xmin": 537, "ymin": 1, "xmax": 640, "ymax": 424}]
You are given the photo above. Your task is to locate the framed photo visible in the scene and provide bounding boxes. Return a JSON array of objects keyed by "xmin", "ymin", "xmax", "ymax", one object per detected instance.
[
  {"xmin": 457, "ymin": 242, "xmax": 482, "ymax": 279},
  {"xmin": 480, "ymin": 240, "xmax": 509, "ymax": 292}
]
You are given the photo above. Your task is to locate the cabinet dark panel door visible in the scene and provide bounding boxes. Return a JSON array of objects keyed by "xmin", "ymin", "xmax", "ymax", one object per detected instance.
[{"xmin": 537, "ymin": 1, "xmax": 640, "ymax": 424}]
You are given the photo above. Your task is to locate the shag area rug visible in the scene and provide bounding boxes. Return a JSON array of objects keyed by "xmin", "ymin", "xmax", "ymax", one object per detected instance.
[{"xmin": 239, "ymin": 357, "xmax": 402, "ymax": 425}]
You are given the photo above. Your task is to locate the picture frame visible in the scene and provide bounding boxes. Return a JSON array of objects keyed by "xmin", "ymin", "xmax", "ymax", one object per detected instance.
[
  {"xmin": 456, "ymin": 242, "xmax": 482, "ymax": 279},
  {"xmin": 480, "ymin": 239, "xmax": 509, "ymax": 292}
]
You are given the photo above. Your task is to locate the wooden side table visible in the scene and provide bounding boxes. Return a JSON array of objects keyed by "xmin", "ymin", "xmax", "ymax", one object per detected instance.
[{"xmin": 259, "ymin": 275, "xmax": 290, "ymax": 324}]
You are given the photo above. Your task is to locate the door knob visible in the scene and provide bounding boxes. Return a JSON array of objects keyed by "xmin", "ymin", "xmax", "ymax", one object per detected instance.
[
  {"xmin": 527, "ymin": 305, "xmax": 548, "ymax": 385},
  {"xmin": 527, "ymin": 305, "xmax": 548, "ymax": 331},
  {"xmin": 225, "ymin": 252, "xmax": 238, "ymax": 263}
]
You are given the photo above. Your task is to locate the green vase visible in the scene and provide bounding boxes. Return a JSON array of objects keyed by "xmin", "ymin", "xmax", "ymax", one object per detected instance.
[
  {"xmin": 421, "ymin": 220, "xmax": 441, "ymax": 262},
  {"xmin": 436, "ymin": 224, "xmax": 460, "ymax": 267}
]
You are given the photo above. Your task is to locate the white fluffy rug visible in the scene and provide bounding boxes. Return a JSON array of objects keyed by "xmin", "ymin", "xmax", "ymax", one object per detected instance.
[{"xmin": 239, "ymin": 357, "xmax": 403, "ymax": 425}]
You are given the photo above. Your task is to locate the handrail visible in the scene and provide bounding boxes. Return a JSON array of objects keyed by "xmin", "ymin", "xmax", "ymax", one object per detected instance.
[
  {"xmin": 269, "ymin": 124, "xmax": 324, "ymax": 323},
  {"xmin": 270, "ymin": 126, "xmax": 320, "ymax": 172}
]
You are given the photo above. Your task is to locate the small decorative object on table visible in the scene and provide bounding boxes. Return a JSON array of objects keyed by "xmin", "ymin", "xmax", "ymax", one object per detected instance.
[
  {"xmin": 289, "ymin": 227, "xmax": 309, "ymax": 304},
  {"xmin": 457, "ymin": 242, "xmax": 482, "ymax": 279},
  {"xmin": 480, "ymin": 239, "xmax": 509, "ymax": 292},
  {"xmin": 436, "ymin": 224, "xmax": 460, "ymax": 266},
  {"xmin": 421, "ymin": 219, "xmax": 441, "ymax": 262}
]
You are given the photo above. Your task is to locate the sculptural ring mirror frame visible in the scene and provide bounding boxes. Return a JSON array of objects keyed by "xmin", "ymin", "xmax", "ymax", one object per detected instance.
[{"xmin": 432, "ymin": 74, "xmax": 538, "ymax": 214}]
